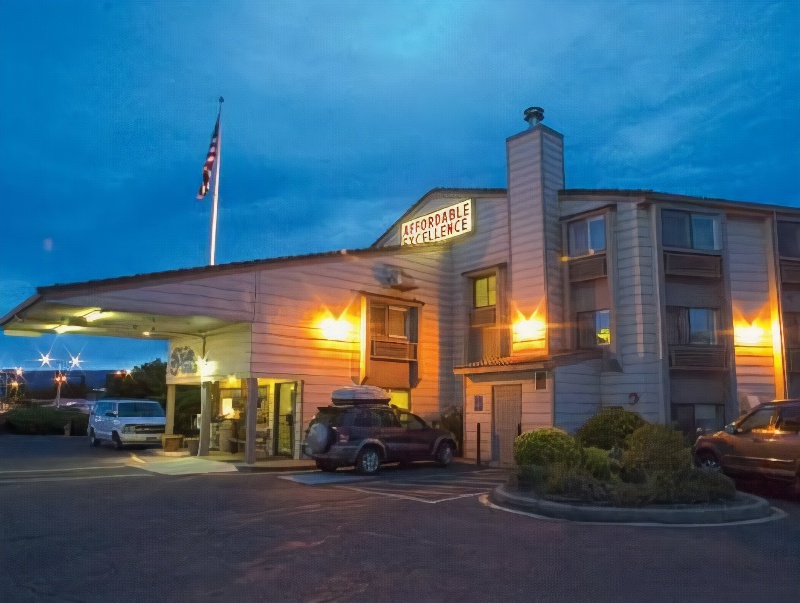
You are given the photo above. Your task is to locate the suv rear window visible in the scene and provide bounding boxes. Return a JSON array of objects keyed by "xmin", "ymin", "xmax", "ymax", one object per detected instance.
[
  {"xmin": 313, "ymin": 408, "xmax": 352, "ymax": 428},
  {"xmin": 117, "ymin": 402, "xmax": 166, "ymax": 418}
]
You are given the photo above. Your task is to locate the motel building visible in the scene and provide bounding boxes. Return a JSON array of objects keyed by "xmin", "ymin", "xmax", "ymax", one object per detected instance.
[{"xmin": 2, "ymin": 108, "xmax": 799, "ymax": 465}]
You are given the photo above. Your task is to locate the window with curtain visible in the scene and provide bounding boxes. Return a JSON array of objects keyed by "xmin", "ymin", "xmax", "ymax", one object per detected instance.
[
  {"xmin": 370, "ymin": 302, "xmax": 409, "ymax": 339},
  {"xmin": 662, "ymin": 210, "xmax": 720, "ymax": 250},
  {"xmin": 666, "ymin": 306, "xmax": 719, "ymax": 345},
  {"xmin": 777, "ymin": 221, "xmax": 800, "ymax": 258},
  {"xmin": 473, "ymin": 275, "xmax": 496, "ymax": 308},
  {"xmin": 578, "ymin": 309, "xmax": 611, "ymax": 348},
  {"xmin": 568, "ymin": 215, "xmax": 606, "ymax": 257}
]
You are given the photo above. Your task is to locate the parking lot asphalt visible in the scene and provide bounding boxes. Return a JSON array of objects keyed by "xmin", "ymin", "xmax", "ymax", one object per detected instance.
[{"xmin": 2, "ymin": 435, "xmax": 800, "ymax": 602}]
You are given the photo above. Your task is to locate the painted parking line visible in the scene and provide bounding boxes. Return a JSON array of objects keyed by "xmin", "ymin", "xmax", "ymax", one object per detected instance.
[
  {"xmin": 278, "ymin": 472, "xmax": 375, "ymax": 486},
  {"xmin": 334, "ymin": 469, "xmax": 510, "ymax": 503}
]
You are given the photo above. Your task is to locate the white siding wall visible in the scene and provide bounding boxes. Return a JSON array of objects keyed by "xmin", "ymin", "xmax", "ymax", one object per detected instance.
[
  {"xmin": 554, "ymin": 360, "xmax": 602, "ymax": 432},
  {"xmin": 727, "ymin": 216, "xmax": 779, "ymax": 406},
  {"xmin": 167, "ymin": 326, "xmax": 251, "ymax": 385},
  {"xmin": 601, "ymin": 202, "xmax": 665, "ymax": 424}
]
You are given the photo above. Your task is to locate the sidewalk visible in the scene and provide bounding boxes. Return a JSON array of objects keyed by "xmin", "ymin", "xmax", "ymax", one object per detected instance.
[{"xmin": 139, "ymin": 447, "xmax": 317, "ymax": 473}]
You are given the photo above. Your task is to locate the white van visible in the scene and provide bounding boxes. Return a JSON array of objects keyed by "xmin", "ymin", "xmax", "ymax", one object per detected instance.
[{"xmin": 88, "ymin": 399, "xmax": 166, "ymax": 449}]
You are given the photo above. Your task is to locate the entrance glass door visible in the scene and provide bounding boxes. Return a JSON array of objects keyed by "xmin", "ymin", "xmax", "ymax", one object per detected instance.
[{"xmin": 274, "ymin": 383, "xmax": 295, "ymax": 456}]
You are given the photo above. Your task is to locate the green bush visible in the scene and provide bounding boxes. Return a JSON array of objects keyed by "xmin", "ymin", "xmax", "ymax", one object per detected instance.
[
  {"xmin": 575, "ymin": 407, "xmax": 647, "ymax": 450},
  {"xmin": 513, "ymin": 428, "xmax": 581, "ymax": 467},
  {"xmin": 581, "ymin": 446, "xmax": 611, "ymax": 480},
  {"xmin": 544, "ymin": 464, "xmax": 611, "ymax": 503},
  {"xmin": 514, "ymin": 464, "xmax": 550, "ymax": 492},
  {"xmin": 648, "ymin": 468, "xmax": 736, "ymax": 504},
  {"xmin": 1, "ymin": 406, "xmax": 89, "ymax": 436},
  {"xmin": 622, "ymin": 424, "xmax": 692, "ymax": 473}
]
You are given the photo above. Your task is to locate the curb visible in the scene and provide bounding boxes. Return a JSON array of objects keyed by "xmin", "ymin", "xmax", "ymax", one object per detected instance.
[
  {"xmin": 490, "ymin": 484, "xmax": 774, "ymax": 524},
  {"xmin": 234, "ymin": 463, "xmax": 317, "ymax": 473}
]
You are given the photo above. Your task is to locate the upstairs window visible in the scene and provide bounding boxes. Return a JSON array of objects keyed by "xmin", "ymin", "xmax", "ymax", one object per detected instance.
[
  {"xmin": 370, "ymin": 303, "xmax": 409, "ymax": 339},
  {"xmin": 578, "ymin": 309, "xmax": 611, "ymax": 348},
  {"xmin": 777, "ymin": 221, "xmax": 800, "ymax": 258},
  {"xmin": 662, "ymin": 210, "xmax": 720, "ymax": 251},
  {"xmin": 568, "ymin": 215, "xmax": 606, "ymax": 257},
  {"xmin": 666, "ymin": 307, "xmax": 719, "ymax": 345},
  {"xmin": 473, "ymin": 275, "xmax": 496, "ymax": 308}
]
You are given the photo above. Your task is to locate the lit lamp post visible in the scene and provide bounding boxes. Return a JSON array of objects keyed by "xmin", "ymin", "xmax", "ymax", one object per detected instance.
[{"xmin": 54, "ymin": 372, "xmax": 68, "ymax": 407}]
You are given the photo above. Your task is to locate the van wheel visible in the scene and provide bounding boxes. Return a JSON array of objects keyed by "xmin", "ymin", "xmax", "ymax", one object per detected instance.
[
  {"xmin": 88, "ymin": 429, "xmax": 100, "ymax": 447},
  {"xmin": 112, "ymin": 433, "xmax": 124, "ymax": 451},
  {"xmin": 355, "ymin": 447, "xmax": 380, "ymax": 474}
]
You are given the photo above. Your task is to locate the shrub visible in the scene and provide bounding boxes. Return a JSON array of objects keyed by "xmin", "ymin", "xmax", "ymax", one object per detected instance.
[
  {"xmin": 575, "ymin": 407, "xmax": 647, "ymax": 450},
  {"xmin": 514, "ymin": 464, "xmax": 550, "ymax": 492},
  {"xmin": 622, "ymin": 424, "xmax": 692, "ymax": 473},
  {"xmin": 513, "ymin": 428, "xmax": 581, "ymax": 467},
  {"xmin": 545, "ymin": 464, "xmax": 611, "ymax": 503},
  {"xmin": 2, "ymin": 406, "xmax": 89, "ymax": 436},
  {"xmin": 581, "ymin": 446, "xmax": 611, "ymax": 480},
  {"xmin": 648, "ymin": 468, "xmax": 737, "ymax": 504}
]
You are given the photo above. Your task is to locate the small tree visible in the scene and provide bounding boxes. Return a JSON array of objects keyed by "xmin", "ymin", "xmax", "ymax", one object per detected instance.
[{"xmin": 106, "ymin": 359, "xmax": 167, "ymax": 401}]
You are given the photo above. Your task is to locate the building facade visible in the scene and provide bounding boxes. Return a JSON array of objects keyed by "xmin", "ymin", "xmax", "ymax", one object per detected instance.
[{"xmin": 2, "ymin": 111, "xmax": 797, "ymax": 464}]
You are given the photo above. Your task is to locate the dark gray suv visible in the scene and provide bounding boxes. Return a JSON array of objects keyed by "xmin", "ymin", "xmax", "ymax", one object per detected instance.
[
  {"xmin": 693, "ymin": 399, "xmax": 800, "ymax": 493},
  {"xmin": 303, "ymin": 386, "xmax": 457, "ymax": 474}
]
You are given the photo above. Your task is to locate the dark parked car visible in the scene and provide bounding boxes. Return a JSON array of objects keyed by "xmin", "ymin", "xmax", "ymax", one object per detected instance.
[
  {"xmin": 693, "ymin": 399, "xmax": 800, "ymax": 493},
  {"xmin": 303, "ymin": 386, "xmax": 458, "ymax": 474}
]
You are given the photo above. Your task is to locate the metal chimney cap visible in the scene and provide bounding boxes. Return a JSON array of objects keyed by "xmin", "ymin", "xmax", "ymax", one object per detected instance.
[{"xmin": 524, "ymin": 106, "xmax": 545, "ymax": 127}]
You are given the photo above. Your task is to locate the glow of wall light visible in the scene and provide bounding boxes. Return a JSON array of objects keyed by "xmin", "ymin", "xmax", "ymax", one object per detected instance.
[
  {"xmin": 513, "ymin": 311, "xmax": 547, "ymax": 343},
  {"xmin": 197, "ymin": 356, "xmax": 217, "ymax": 379},
  {"xmin": 318, "ymin": 316, "xmax": 354, "ymax": 342},
  {"xmin": 734, "ymin": 320, "xmax": 766, "ymax": 347}
]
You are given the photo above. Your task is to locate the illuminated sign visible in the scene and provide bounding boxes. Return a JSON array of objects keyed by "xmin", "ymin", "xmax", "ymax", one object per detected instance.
[{"xmin": 401, "ymin": 199, "xmax": 472, "ymax": 246}]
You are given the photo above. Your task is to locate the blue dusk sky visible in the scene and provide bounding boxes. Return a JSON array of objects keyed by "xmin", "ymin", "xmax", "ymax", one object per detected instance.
[{"xmin": 1, "ymin": 0, "xmax": 798, "ymax": 371}]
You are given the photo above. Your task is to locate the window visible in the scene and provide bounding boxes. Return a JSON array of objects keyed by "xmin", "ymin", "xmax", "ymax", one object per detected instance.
[
  {"xmin": 736, "ymin": 407, "xmax": 775, "ymax": 433},
  {"xmin": 578, "ymin": 309, "xmax": 611, "ymax": 348},
  {"xmin": 662, "ymin": 210, "xmax": 720, "ymax": 251},
  {"xmin": 473, "ymin": 275, "xmax": 496, "ymax": 308},
  {"xmin": 673, "ymin": 404, "xmax": 724, "ymax": 435},
  {"xmin": 534, "ymin": 371, "xmax": 547, "ymax": 391},
  {"xmin": 568, "ymin": 215, "xmax": 606, "ymax": 257},
  {"xmin": 777, "ymin": 405, "xmax": 800, "ymax": 434},
  {"xmin": 370, "ymin": 303, "xmax": 409, "ymax": 339},
  {"xmin": 777, "ymin": 221, "xmax": 800, "ymax": 258},
  {"xmin": 387, "ymin": 389, "xmax": 410, "ymax": 410},
  {"xmin": 666, "ymin": 307, "xmax": 719, "ymax": 345}
]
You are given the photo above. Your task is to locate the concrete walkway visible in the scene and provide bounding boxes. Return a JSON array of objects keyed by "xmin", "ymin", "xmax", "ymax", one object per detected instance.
[{"xmin": 138, "ymin": 447, "xmax": 317, "ymax": 473}]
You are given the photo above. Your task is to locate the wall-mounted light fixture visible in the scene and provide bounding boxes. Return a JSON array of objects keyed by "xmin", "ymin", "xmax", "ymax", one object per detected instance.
[{"xmin": 512, "ymin": 307, "xmax": 547, "ymax": 352}]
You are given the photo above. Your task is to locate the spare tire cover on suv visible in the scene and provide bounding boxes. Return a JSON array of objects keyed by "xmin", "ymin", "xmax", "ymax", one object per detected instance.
[{"xmin": 306, "ymin": 422, "xmax": 334, "ymax": 454}]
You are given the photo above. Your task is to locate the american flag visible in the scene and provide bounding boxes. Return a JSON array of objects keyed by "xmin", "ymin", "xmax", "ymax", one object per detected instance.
[{"xmin": 197, "ymin": 112, "xmax": 220, "ymax": 200}]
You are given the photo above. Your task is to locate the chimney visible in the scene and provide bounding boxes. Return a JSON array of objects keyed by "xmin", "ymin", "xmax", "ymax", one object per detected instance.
[
  {"xmin": 523, "ymin": 106, "xmax": 545, "ymax": 128},
  {"xmin": 506, "ymin": 106, "xmax": 565, "ymax": 354}
]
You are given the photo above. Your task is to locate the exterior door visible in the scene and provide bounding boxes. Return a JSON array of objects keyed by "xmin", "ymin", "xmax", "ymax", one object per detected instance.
[
  {"xmin": 492, "ymin": 385, "xmax": 522, "ymax": 465},
  {"xmin": 273, "ymin": 383, "xmax": 296, "ymax": 456}
]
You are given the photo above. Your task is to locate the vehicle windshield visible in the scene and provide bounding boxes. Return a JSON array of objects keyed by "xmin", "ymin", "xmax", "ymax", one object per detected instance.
[{"xmin": 117, "ymin": 402, "xmax": 166, "ymax": 418}]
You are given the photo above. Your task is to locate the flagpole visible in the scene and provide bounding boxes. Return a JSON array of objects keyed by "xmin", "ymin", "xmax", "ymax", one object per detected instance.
[{"xmin": 209, "ymin": 96, "xmax": 224, "ymax": 266}]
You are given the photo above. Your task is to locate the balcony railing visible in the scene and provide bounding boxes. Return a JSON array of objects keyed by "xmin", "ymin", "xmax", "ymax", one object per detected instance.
[
  {"xmin": 668, "ymin": 344, "xmax": 727, "ymax": 370},
  {"xmin": 370, "ymin": 338, "xmax": 418, "ymax": 361}
]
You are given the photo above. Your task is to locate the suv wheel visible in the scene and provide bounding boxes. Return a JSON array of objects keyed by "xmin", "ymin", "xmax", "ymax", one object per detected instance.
[
  {"xmin": 435, "ymin": 442, "xmax": 454, "ymax": 467},
  {"xmin": 696, "ymin": 450, "xmax": 720, "ymax": 471},
  {"xmin": 88, "ymin": 429, "xmax": 100, "ymax": 447},
  {"xmin": 112, "ymin": 433, "xmax": 124, "ymax": 451},
  {"xmin": 355, "ymin": 447, "xmax": 380, "ymax": 475}
]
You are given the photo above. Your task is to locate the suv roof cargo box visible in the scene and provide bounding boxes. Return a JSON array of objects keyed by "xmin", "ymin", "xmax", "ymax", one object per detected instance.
[{"xmin": 331, "ymin": 385, "xmax": 391, "ymax": 405}]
